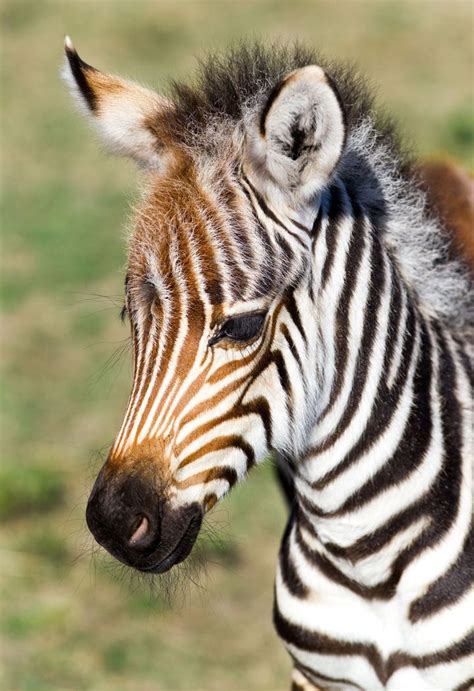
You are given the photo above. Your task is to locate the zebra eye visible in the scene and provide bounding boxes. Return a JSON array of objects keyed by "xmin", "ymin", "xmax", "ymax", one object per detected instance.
[{"xmin": 210, "ymin": 312, "xmax": 266, "ymax": 346}]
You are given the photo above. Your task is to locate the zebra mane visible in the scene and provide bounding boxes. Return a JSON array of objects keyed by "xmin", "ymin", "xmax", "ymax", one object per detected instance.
[{"xmin": 159, "ymin": 42, "xmax": 473, "ymax": 331}]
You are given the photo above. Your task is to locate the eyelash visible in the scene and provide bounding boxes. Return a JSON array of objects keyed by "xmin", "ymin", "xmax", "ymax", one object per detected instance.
[
  {"xmin": 121, "ymin": 301, "xmax": 266, "ymax": 348},
  {"xmin": 209, "ymin": 312, "xmax": 266, "ymax": 346}
]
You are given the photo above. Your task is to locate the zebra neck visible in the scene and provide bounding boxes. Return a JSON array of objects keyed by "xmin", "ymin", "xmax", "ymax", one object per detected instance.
[{"xmin": 288, "ymin": 182, "xmax": 471, "ymax": 588}]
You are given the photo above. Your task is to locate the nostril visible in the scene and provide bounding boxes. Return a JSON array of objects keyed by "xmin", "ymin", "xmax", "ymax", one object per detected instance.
[{"xmin": 129, "ymin": 515, "xmax": 149, "ymax": 545}]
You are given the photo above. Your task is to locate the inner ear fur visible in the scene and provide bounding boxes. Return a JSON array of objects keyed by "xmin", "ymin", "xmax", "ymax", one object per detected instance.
[
  {"xmin": 246, "ymin": 65, "xmax": 346, "ymax": 208},
  {"xmin": 62, "ymin": 37, "xmax": 170, "ymax": 169}
]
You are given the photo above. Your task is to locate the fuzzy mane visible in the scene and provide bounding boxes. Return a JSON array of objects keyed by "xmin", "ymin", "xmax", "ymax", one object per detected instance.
[{"xmin": 158, "ymin": 42, "xmax": 473, "ymax": 331}]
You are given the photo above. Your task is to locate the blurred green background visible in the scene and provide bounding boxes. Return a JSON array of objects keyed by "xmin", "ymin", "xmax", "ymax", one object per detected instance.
[{"xmin": 1, "ymin": 1, "xmax": 473, "ymax": 690}]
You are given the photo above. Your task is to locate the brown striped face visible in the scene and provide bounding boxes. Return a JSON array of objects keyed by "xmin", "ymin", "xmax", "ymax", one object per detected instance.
[
  {"xmin": 64, "ymin": 39, "xmax": 345, "ymax": 571},
  {"xmin": 109, "ymin": 156, "xmax": 305, "ymax": 510},
  {"xmin": 84, "ymin": 156, "xmax": 312, "ymax": 572}
]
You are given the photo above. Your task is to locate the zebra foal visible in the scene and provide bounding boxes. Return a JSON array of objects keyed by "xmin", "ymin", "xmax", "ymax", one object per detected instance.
[{"xmin": 63, "ymin": 39, "xmax": 473, "ymax": 690}]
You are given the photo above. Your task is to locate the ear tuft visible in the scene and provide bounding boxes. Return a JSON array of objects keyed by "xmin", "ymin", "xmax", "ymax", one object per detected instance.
[{"xmin": 63, "ymin": 36, "xmax": 98, "ymax": 113}]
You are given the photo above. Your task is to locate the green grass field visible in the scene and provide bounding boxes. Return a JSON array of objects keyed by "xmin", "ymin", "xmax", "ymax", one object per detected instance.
[{"xmin": 1, "ymin": 2, "xmax": 473, "ymax": 689}]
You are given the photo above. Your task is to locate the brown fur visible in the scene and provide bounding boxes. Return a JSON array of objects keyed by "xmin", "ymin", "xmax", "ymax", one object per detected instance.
[{"xmin": 417, "ymin": 159, "xmax": 474, "ymax": 272}]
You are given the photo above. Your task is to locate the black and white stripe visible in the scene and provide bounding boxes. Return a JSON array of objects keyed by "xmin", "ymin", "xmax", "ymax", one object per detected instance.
[{"xmin": 268, "ymin": 180, "xmax": 473, "ymax": 690}]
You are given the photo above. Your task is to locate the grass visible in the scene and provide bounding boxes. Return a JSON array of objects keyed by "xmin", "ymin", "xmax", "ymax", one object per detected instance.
[
  {"xmin": 0, "ymin": 464, "xmax": 65, "ymax": 520},
  {"xmin": 1, "ymin": 1, "xmax": 473, "ymax": 689}
]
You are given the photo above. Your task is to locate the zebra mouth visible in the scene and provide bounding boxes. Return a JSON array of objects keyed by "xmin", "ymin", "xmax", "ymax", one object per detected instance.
[
  {"xmin": 138, "ymin": 511, "xmax": 203, "ymax": 574},
  {"xmin": 86, "ymin": 465, "xmax": 203, "ymax": 573}
]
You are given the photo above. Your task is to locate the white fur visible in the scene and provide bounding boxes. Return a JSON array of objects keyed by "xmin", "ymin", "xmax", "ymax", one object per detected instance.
[
  {"xmin": 245, "ymin": 66, "xmax": 345, "ymax": 211},
  {"xmin": 62, "ymin": 41, "xmax": 169, "ymax": 170}
]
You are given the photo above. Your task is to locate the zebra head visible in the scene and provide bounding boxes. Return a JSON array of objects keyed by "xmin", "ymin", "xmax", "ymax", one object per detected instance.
[{"xmin": 64, "ymin": 40, "xmax": 345, "ymax": 573}]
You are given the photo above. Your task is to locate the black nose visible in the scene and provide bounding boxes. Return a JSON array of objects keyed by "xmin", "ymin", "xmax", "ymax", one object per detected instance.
[{"xmin": 86, "ymin": 465, "xmax": 202, "ymax": 573}]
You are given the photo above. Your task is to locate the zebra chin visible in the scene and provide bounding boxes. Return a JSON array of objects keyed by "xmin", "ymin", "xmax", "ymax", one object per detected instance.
[{"xmin": 85, "ymin": 465, "xmax": 203, "ymax": 573}]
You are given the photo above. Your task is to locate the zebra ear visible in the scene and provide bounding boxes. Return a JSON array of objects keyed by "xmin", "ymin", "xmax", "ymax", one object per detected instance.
[
  {"xmin": 62, "ymin": 37, "xmax": 170, "ymax": 170},
  {"xmin": 246, "ymin": 66, "xmax": 346, "ymax": 207}
]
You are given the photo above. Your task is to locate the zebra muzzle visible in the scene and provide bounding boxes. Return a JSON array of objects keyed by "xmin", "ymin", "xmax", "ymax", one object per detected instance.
[{"xmin": 86, "ymin": 464, "xmax": 202, "ymax": 573}]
